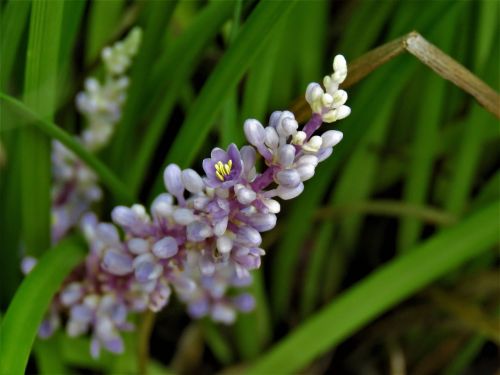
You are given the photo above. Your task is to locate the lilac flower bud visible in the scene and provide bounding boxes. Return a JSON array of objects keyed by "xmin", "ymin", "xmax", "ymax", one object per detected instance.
[
  {"xmin": 213, "ymin": 216, "xmax": 228, "ymax": 237},
  {"xmin": 173, "ymin": 208, "xmax": 196, "ymax": 225},
  {"xmin": 243, "ymin": 119, "xmax": 265, "ymax": 146},
  {"xmin": 21, "ymin": 256, "xmax": 37, "ymax": 275},
  {"xmin": 264, "ymin": 126, "xmax": 279, "ymax": 149},
  {"xmin": 269, "ymin": 111, "xmax": 282, "ymax": 128},
  {"xmin": 262, "ymin": 198, "xmax": 281, "ymax": 213},
  {"xmin": 235, "ymin": 184, "xmax": 257, "ymax": 204},
  {"xmin": 187, "ymin": 220, "xmax": 213, "ymax": 242},
  {"xmin": 151, "ymin": 193, "xmax": 173, "ymax": 215},
  {"xmin": 317, "ymin": 147, "xmax": 333, "ymax": 162},
  {"xmin": 297, "ymin": 164, "xmax": 316, "ymax": 181},
  {"xmin": 282, "ymin": 117, "xmax": 298, "ymax": 136},
  {"xmin": 277, "ymin": 145, "xmax": 296, "ymax": 168},
  {"xmin": 237, "ymin": 226, "xmax": 262, "ymax": 247},
  {"xmin": 211, "ymin": 303, "xmax": 235, "ymax": 324},
  {"xmin": 188, "ymin": 299, "xmax": 209, "ymax": 318},
  {"xmin": 216, "ymin": 235, "xmax": 233, "ymax": 254},
  {"xmin": 321, "ymin": 130, "xmax": 343, "ymax": 149},
  {"xmin": 275, "ymin": 169, "xmax": 301, "ymax": 188},
  {"xmin": 96, "ymin": 223, "xmax": 120, "ymax": 244},
  {"xmin": 296, "ymin": 154, "xmax": 319, "ymax": 167},
  {"xmin": 181, "ymin": 169, "xmax": 204, "ymax": 194},
  {"xmin": 277, "ymin": 182, "xmax": 304, "ymax": 200},
  {"xmin": 152, "ymin": 236, "xmax": 178, "ymax": 259},
  {"xmin": 246, "ymin": 213, "xmax": 277, "ymax": 232},
  {"xmin": 102, "ymin": 250, "xmax": 134, "ymax": 275},
  {"xmin": 240, "ymin": 145, "xmax": 256, "ymax": 177},
  {"xmin": 60, "ymin": 282, "xmax": 84, "ymax": 306},
  {"xmin": 134, "ymin": 259, "xmax": 162, "ymax": 283},
  {"xmin": 127, "ymin": 238, "xmax": 149, "ymax": 254},
  {"xmin": 163, "ymin": 164, "xmax": 184, "ymax": 199},
  {"xmin": 232, "ymin": 293, "xmax": 255, "ymax": 312}
]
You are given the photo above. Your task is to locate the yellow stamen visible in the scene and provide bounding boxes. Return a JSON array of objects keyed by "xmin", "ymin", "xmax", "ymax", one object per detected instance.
[{"xmin": 214, "ymin": 159, "xmax": 233, "ymax": 181}]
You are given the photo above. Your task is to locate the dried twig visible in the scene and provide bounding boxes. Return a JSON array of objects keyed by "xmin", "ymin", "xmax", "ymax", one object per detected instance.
[{"xmin": 292, "ymin": 31, "xmax": 500, "ymax": 122}]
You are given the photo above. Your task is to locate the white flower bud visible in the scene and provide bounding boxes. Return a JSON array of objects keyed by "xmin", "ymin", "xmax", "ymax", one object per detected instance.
[
  {"xmin": 296, "ymin": 154, "xmax": 319, "ymax": 167},
  {"xmin": 244, "ymin": 119, "xmax": 265, "ymax": 146},
  {"xmin": 321, "ymin": 130, "xmax": 343, "ymax": 148},
  {"xmin": 277, "ymin": 144, "xmax": 296, "ymax": 167},
  {"xmin": 127, "ymin": 238, "xmax": 149, "ymax": 254},
  {"xmin": 302, "ymin": 135, "xmax": 323, "ymax": 152},
  {"xmin": 333, "ymin": 55, "xmax": 347, "ymax": 74},
  {"xmin": 217, "ymin": 236, "xmax": 233, "ymax": 254},
  {"xmin": 181, "ymin": 169, "xmax": 204, "ymax": 194},
  {"xmin": 336, "ymin": 105, "xmax": 351, "ymax": 120},
  {"xmin": 262, "ymin": 198, "xmax": 281, "ymax": 213},
  {"xmin": 292, "ymin": 131, "xmax": 307, "ymax": 145},
  {"xmin": 264, "ymin": 126, "xmax": 279, "ymax": 149},
  {"xmin": 332, "ymin": 90, "xmax": 348, "ymax": 107},
  {"xmin": 297, "ymin": 164, "xmax": 315, "ymax": 181},
  {"xmin": 173, "ymin": 208, "xmax": 196, "ymax": 225},
  {"xmin": 277, "ymin": 182, "xmax": 304, "ymax": 200}
]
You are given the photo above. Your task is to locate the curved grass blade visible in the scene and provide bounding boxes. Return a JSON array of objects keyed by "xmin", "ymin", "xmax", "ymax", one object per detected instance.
[
  {"xmin": 247, "ymin": 201, "xmax": 499, "ymax": 374},
  {"xmin": 0, "ymin": 93, "xmax": 134, "ymax": 204},
  {"xmin": 149, "ymin": 0, "xmax": 298, "ymax": 198},
  {"xmin": 0, "ymin": 236, "xmax": 86, "ymax": 375}
]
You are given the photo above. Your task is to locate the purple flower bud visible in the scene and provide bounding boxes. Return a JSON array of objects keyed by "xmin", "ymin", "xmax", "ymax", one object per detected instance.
[
  {"xmin": 187, "ymin": 221, "xmax": 213, "ymax": 242},
  {"xmin": 152, "ymin": 237, "xmax": 178, "ymax": 258},
  {"xmin": 296, "ymin": 154, "xmax": 319, "ymax": 167},
  {"xmin": 163, "ymin": 164, "xmax": 184, "ymax": 199},
  {"xmin": 264, "ymin": 126, "xmax": 279, "ymax": 149},
  {"xmin": 277, "ymin": 182, "xmax": 304, "ymax": 200},
  {"xmin": 240, "ymin": 145, "xmax": 256, "ymax": 177},
  {"xmin": 60, "ymin": 282, "xmax": 84, "ymax": 306},
  {"xmin": 134, "ymin": 254, "xmax": 162, "ymax": 282},
  {"xmin": 269, "ymin": 111, "xmax": 282, "ymax": 128},
  {"xmin": 127, "ymin": 238, "xmax": 149, "ymax": 254},
  {"xmin": 275, "ymin": 169, "xmax": 301, "ymax": 188},
  {"xmin": 246, "ymin": 213, "xmax": 277, "ymax": 232},
  {"xmin": 232, "ymin": 293, "xmax": 255, "ymax": 312},
  {"xmin": 317, "ymin": 147, "xmax": 333, "ymax": 162},
  {"xmin": 102, "ymin": 250, "xmax": 134, "ymax": 275},
  {"xmin": 235, "ymin": 184, "xmax": 257, "ymax": 204},
  {"xmin": 277, "ymin": 144, "xmax": 296, "ymax": 167},
  {"xmin": 188, "ymin": 299, "xmax": 209, "ymax": 318},
  {"xmin": 103, "ymin": 336, "xmax": 124, "ymax": 354},
  {"xmin": 96, "ymin": 223, "xmax": 120, "ymax": 244},
  {"xmin": 21, "ymin": 256, "xmax": 37, "ymax": 275},
  {"xmin": 237, "ymin": 226, "xmax": 262, "ymax": 247},
  {"xmin": 181, "ymin": 169, "xmax": 204, "ymax": 194},
  {"xmin": 243, "ymin": 119, "xmax": 265, "ymax": 146}
]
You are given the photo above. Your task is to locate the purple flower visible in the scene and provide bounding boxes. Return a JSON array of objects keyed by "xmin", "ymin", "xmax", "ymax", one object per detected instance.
[{"xmin": 203, "ymin": 143, "xmax": 243, "ymax": 188}]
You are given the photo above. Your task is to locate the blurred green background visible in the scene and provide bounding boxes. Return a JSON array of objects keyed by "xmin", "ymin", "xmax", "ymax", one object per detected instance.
[{"xmin": 1, "ymin": 0, "xmax": 499, "ymax": 374}]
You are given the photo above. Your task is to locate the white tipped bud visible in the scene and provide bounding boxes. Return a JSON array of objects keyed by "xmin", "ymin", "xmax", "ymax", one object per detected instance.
[
  {"xmin": 321, "ymin": 130, "xmax": 343, "ymax": 148},
  {"xmin": 244, "ymin": 119, "xmax": 265, "ymax": 146},
  {"xmin": 235, "ymin": 184, "xmax": 257, "ymax": 204},
  {"xmin": 275, "ymin": 169, "xmax": 301, "ymax": 188},
  {"xmin": 151, "ymin": 193, "xmax": 174, "ymax": 217},
  {"xmin": 292, "ymin": 131, "xmax": 307, "ymax": 145},
  {"xmin": 181, "ymin": 169, "xmax": 204, "ymax": 194},
  {"xmin": 264, "ymin": 126, "xmax": 279, "ymax": 149},
  {"xmin": 163, "ymin": 164, "xmax": 184, "ymax": 198},
  {"xmin": 277, "ymin": 144, "xmax": 296, "ymax": 167},
  {"xmin": 263, "ymin": 198, "xmax": 281, "ymax": 213},
  {"xmin": 333, "ymin": 55, "xmax": 347, "ymax": 74},
  {"xmin": 173, "ymin": 208, "xmax": 196, "ymax": 225},
  {"xmin": 281, "ymin": 117, "xmax": 298, "ymax": 136},
  {"xmin": 336, "ymin": 105, "xmax": 351, "ymax": 120},
  {"xmin": 332, "ymin": 90, "xmax": 348, "ymax": 107},
  {"xmin": 305, "ymin": 83, "xmax": 324, "ymax": 104},
  {"xmin": 296, "ymin": 154, "xmax": 319, "ymax": 167},
  {"xmin": 128, "ymin": 238, "xmax": 149, "ymax": 255},
  {"xmin": 302, "ymin": 135, "xmax": 323, "ymax": 152},
  {"xmin": 217, "ymin": 236, "xmax": 233, "ymax": 254},
  {"xmin": 277, "ymin": 182, "xmax": 304, "ymax": 200},
  {"xmin": 321, "ymin": 93, "xmax": 334, "ymax": 107},
  {"xmin": 297, "ymin": 164, "xmax": 316, "ymax": 181}
]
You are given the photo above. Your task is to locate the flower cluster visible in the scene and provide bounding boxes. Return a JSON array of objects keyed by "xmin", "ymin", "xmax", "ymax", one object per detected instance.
[
  {"xmin": 33, "ymin": 53, "xmax": 351, "ymax": 358},
  {"xmin": 51, "ymin": 28, "xmax": 142, "ymax": 243}
]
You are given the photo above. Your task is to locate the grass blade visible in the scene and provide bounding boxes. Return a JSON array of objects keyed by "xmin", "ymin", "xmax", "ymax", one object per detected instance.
[
  {"xmin": 1, "ymin": 93, "xmax": 134, "ymax": 204},
  {"xmin": 20, "ymin": 0, "xmax": 64, "ymax": 256},
  {"xmin": 0, "ymin": 236, "xmax": 86, "ymax": 375},
  {"xmin": 247, "ymin": 201, "xmax": 500, "ymax": 374}
]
